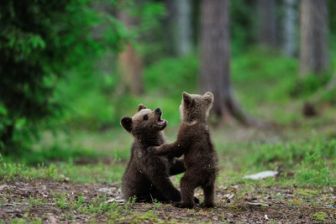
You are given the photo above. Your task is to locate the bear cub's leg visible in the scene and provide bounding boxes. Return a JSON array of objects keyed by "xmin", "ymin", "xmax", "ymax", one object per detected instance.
[
  {"xmin": 174, "ymin": 172, "xmax": 198, "ymax": 208},
  {"xmin": 201, "ymin": 182, "xmax": 215, "ymax": 208},
  {"xmin": 150, "ymin": 175, "xmax": 181, "ymax": 202}
]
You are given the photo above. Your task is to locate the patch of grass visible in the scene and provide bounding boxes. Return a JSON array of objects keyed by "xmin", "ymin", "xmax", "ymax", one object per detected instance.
[
  {"xmin": 295, "ymin": 151, "xmax": 334, "ymax": 186},
  {"xmin": 10, "ymin": 218, "xmax": 43, "ymax": 224},
  {"xmin": 66, "ymin": 129, "xmax": 132, "ymax": 162},
  {"xmin": 73, "ymin": 194, "xmax": 86, "ymax": 209},
  {"xmin": 106, "ymin": 210, "xmax": 124, "ymax": 223},
  {"xmin": 0, "ymin": 159, "xmax": 124, "ymax": 183},
  {"xmin": 312, "ymin": 211, "xmax": 328, "ymax": 223},
  {"xmin": 62, "ymin": 163, "xmax": 124, "ymax": 183},
  {"xmin": 249, "ymin": 139, "xmax": 336, "ymax": 167},
  {"xmin": 80, "ymin": 195, "xmax": 120, "ymax": 214},
  {"xmin": 53, "ymin": 193, "xmax": 122, "ymax": 214},
  {"xmin": 17, "ymin": 145, "xmax": 104, "ymax": 166},
  {"xmin": 287, "ymin": 197, "xmax": 304, "ymax": 207},
  {"xmin": 0, "ymin": 161, "xmax": 58, "ymax": 181},
  {"xmin": 50, "ymin": 193, "xmax": 138, "ymax": 222},
  {"xmin": 295, "ymin": 188, "xmax": 319, "ymax": 197},
  {"xmin": 54, "ymin": 193, "xmax": 69, "ymax": 209},
  {"xmin": 28, "ymin": 196, "xmax": 46, "ymax": 208},
  {"xmin": 119, "ymin": 210, "xmax": 164, "ymax": 224},
  {"xmin": 245, "ymin": 139, "xmax": 336, "ymax": 186}
]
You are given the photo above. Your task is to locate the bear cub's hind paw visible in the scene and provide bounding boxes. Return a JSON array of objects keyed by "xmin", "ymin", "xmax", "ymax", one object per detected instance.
[
  {"xmin": 174, "ymin": 202, "xmax": 194, "ymax": 209},
  {"xmin": 200, "ymin": 202, "xmax": 215, "ymax": 208}
]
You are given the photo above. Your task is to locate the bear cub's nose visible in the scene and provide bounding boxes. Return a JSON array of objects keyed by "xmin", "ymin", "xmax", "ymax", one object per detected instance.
[{"xmin": 155, "ymin": 108, "xmax": 161, "ymax": 115}]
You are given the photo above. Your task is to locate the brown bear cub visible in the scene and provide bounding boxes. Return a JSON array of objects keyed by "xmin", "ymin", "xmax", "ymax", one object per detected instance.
[
  {"xmin": 120, "ymin": 105, "xmax": 186, "ymax": 203},
  {"xmin": 149, "ymin": 92, "xmax": 218, "ymax": 208}
]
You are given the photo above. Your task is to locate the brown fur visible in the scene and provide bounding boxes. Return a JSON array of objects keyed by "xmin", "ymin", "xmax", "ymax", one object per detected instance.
[
  {"xmin": 150, "ymin": 92, "xmax": 218, "ymax": 208},
  {"xmin": 120, "ymin": 105, "xmax": 185, "ymax": 203}
]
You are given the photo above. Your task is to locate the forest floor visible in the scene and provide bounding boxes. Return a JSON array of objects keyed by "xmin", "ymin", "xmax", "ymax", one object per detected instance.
[
  {"xmin": 0, "ymin": 179, "xmax": 335, "ymax": 223},
  {"xmin": 1, "ymin": 113, "xmax": 336, "ymax": 223}
]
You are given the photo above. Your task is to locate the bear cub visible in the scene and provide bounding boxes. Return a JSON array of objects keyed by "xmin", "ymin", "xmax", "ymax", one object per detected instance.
[
  {"xmin": 150, "ymin": 92, "xmax": 218, "ymax": 208},
  {"xmin": 120, "ymin": 105, "xmax": 186, "ymax": 203}
]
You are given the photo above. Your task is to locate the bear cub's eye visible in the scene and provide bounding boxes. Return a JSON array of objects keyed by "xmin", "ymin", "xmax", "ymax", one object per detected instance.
[{"xmin": 143, "ymin": 115, "xmax": 148, "ymax": 120}]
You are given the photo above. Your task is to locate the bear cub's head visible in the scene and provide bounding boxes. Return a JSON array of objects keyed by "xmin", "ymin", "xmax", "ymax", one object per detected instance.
[
  {"xmin": 180, "ymin": 91, "xmax": 214, "ymax": 123},
  {"xmin": 121, "ymin": 104, "xmax": 167, "ymax": 135}
]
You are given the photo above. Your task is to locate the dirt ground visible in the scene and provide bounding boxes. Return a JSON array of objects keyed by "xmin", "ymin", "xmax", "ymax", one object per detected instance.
[{"xmin": 0, "ymin": 180, "xmax": 335, "ymax": 223}]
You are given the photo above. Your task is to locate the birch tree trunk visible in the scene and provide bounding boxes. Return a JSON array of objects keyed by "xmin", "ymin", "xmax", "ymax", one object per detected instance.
[
  {"xmin": 176, "ymin": 0, "xmax": 192, "ymax": 56},
  {"xmin": 283, "ymin": 0, "xmax": 297, "ymax": 57},
  {"xmin": 166, "ymin": 0, "xmax": 192, "ymax": 56}
]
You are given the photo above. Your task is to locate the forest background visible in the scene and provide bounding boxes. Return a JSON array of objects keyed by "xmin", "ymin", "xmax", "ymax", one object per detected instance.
[{"xmin": 0, "ymin": 0, "xmax": 336, "ymax": 223}]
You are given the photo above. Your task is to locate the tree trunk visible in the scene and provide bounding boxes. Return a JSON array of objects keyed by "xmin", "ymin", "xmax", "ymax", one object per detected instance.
[
  {"xmin": 282, "ymin": 0, "xmax": 297, "ymax": 57},
  {"xmin": 176, "ymin": 0, "xmax": 192, "ymax": 56},
  {"xmin": 164, "ymin": 0, "xmax": 177, "ymax": 55},
  {"xmin": 118, "ymin": 44, "xmax": 143, "ymax": 95},
  {"xmin": 257, "ymin": 0, "xmax": 277, "ymax": 48},
  {"xmin": 165, "ymin": 0, "xmax": 192, "ymax": 56},
  {"xmin": 200, "ymin": 0, "xmax": 254, "ymax": 126},
  {"xmin": 117, "ymin": 9, "xmax": 144, "ymax": 95},
  {"xmin": 300, "ymin": 0, "xmax": 329, "ymax": 76}
]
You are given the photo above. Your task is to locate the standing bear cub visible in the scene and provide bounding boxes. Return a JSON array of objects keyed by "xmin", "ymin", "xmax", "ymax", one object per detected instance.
[
  {"xmin": 150, "ymin": 92, "xmax": 218, "ymax": 208},
  {"xmin": 120, "ymin": 105, "xmax": 186, "ymax": 203}
]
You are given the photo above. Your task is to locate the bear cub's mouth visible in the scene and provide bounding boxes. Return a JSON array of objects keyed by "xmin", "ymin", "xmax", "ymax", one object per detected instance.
[{"xmin": 157, "ymin": 114, "xmax": 167, "ymax": 127}]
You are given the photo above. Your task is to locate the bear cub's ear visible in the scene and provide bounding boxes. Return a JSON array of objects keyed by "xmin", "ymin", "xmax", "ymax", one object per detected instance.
[
  {"xmin": 182, "ymin": 91, "xmax": 194, "ymax": 106},
  {"xmin": 203, "ymin": 91, "xmax": 214, "ymax": 104},
  {"xmin": 138, "ymin": 104, "xmax": 146, "ymax": 111},
  {"xmin": 121, "ymin": 117, "xmax": 133, "ymax": 132}
]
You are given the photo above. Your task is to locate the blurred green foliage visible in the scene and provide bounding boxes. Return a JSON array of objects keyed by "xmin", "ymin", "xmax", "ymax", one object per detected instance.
[
  {"xmin": 290, "ymin": 75, "xmax": 331, "ymax": 98},
  {"xmin": 145, "ymin": 55, "xmax": 198, "ymax": 94},
  {"xmin": 329, "ymin": 0, "xmax": 336, "ymax": 46},
  {"xmin": 250, "ymin": 139, "xmax": 336, "ymax": 168},
  {"xmin": 52, "ymin": 1, "xmax": 168, "ymax": 130},
  {"xmin": 0, "ymin": 0, "xmax": 125, "ymax": 154},
  {"xmin": 230, "ymin": 0, "xmax": 256, "ymax": 55},
  {"xmin": 0, "ymin": 0, "xmax": 336, "ymax": 159}
]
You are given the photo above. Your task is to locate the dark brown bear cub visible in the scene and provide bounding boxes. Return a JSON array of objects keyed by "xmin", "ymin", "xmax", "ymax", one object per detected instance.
[
  {"xmin": 150, "ymin": 92, "xmax": 218, "ymax": 208},
  {"xmin": 120, "ymin": 105, "xmax": 186, "ymax": 203}
]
